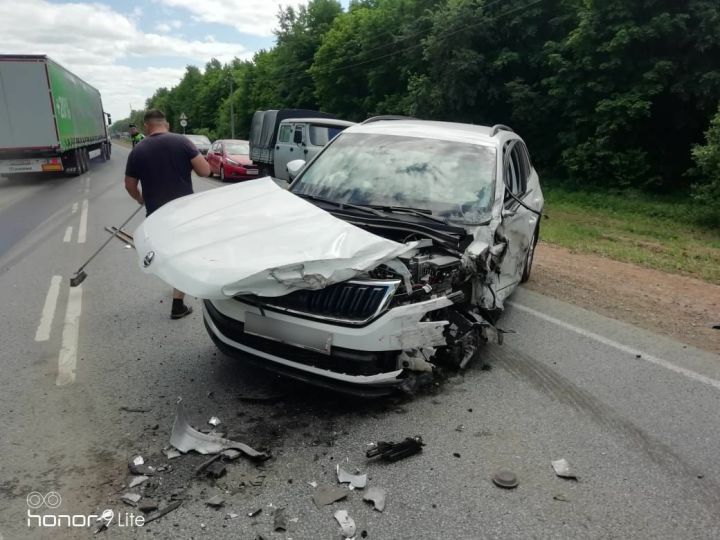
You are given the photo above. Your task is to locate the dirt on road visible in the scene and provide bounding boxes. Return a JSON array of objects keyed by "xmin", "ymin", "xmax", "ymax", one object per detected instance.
[{"xmin": 526, "ymin": 243, "xmax": 720, "ymax": 355}]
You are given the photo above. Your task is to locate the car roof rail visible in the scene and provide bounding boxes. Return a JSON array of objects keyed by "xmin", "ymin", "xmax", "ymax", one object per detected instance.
[
  {"xmin": 491, "ymin": 124, "xmax": 514, "ymax": 136},
  {"xmin": 361, "ymin": 115, "xmax": 416, "ymax": 124}
]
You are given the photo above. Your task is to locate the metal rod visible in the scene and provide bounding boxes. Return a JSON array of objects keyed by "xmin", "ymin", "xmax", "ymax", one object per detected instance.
[{"xmin": 74, "ymin": 205, "xmax": 143, "ymax": 273}]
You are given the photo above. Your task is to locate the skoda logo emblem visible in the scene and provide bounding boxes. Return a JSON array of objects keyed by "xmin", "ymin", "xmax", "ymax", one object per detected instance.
[{"xmin": 143, "ymin": 251, "xmax": 155, "ymax": 268}]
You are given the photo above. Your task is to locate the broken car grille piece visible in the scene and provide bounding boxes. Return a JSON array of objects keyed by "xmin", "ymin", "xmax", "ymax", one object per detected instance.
[{"xmin": 238, "ymin": 280, "xmax": 399, "ymax": 325}]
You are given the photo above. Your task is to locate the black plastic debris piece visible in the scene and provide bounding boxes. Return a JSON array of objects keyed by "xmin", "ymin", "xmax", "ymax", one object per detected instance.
[
  {"xmin": 205, "ymin": 461, "xmax": 227, "ymax": 479},
  {"xmin": 366, "ymin": 436, "xmax": 423, "ymax": 462},
  {"xmin": 553, "ymin": 494, "xmax": 569, "ymax": 502},
  {"xmin": 195, "ymin": 454, "xmax": 222, "ymax": 476},
  {"xmin": 361, "ymin": 531, "xmax": 368, "ymax": 538},
  {"xmin": 492, "ymin": 471, "xmax": 518, "ymax": 489},
  {"xmin": 712, "ymin": 324, "xmax": 720, "ymax": 330},
  {"xmin": 119, "ymin": 406, "xmax": 151, "ymax": 413},
  {"xmin": 144, "ymin": 500, "xmax": 182, "ymax": 524},
  {"xmin": 237, "ymin": 392, "xmax": 284, "ymax": 403},
  {"xmin": 453, "ymin": 453, "xmax": 461, "ymax": 458},
  {"xmin": 248, "ymin": 508, "xmax": 262, "ymax": 517},
  {"xmin": 273, "ymin": 507, "xmax": 288, "ymax": 531},
  {"xmin": 313, "ymin": 485, "xmax": 348, "ymax": 508},
  {"xmin": 138, "ymin": 499, "xmax": 159, "ymax": 513},
  {"xmin": 206, "ymin": 495, "xmax": 225, "ymax": 508}
]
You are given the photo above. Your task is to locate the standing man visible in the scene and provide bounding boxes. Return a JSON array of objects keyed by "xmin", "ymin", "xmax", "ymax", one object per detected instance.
[
  {"xmin": 129, "ymin": 123, "xmax": 144, "ymax": 147},
  {"xmin": 124, "ymin": 109, "xmax": 211, "ymax": 319}
]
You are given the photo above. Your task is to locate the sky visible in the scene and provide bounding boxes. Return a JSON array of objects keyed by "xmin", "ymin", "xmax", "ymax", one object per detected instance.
[{"xmin": 0, "ymin": 0, "xmax": 348, "ymax": 121}]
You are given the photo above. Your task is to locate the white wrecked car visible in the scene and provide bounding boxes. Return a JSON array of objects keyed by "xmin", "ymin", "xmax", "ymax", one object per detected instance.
[{"xmin": 135, "ymin": 118, "xmax": 543, "ymax": 395}]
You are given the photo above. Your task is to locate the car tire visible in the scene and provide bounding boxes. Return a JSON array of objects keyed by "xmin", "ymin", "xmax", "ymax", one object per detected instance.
[
  {"xmin": 220, "ymin": 166, "xmax": 225, "ymax": 182},
  {"xmin": 520, "ymin": 226, "xmax": 538, "ymax": 283}
]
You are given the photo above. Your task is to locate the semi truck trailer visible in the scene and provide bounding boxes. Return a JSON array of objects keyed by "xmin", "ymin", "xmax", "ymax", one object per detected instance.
[{"xmin": 0, "ymin": 55, "xmax": 112, "ymax": 177}]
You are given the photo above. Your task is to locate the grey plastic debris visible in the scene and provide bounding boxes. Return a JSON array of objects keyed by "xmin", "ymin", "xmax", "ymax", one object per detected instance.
[
  {"xmin": 553, "ymin": 494, "xmax": 569, "ymax": 502},
  {"xmin": 208, "ymin": 416, "xmax": 221, "ymax": 427},
  {"xmin": 206, "ymin": 495, "xmax": 225, "ymax": 508},
  {"xmin": 169, "ymin": 399, "xmax": 268, "ymax": 460},
  {"xmin": 273, "ymin": 507, "xmax": 287, "ymax": 531},
  {"xmin": 120, "ymin": 493, "xmax": 141, "ymax": 506},
  {"xmin": 222, "ymin": 449, "xmax": 242, "ymax": 460},
  {"xmin": 334, "ymin": 510, "xmax": 356, "ymax": 538},
  {"xmin": 492, "ymin": 471, "xmax": 519, "ymax": 489},
  {"xmin": 128, "ymin": 457, "xmax": 154, "ymax": 476},
  {"xmin": 363, "ymin": 486, "xmax": 387, "ymax": 512},
  {"xmin": 308, "ymin": 481, "xmax": 318, "ymax": 488},
  {"xmin": 205, "ymin": 461, "xmax": 226, "ymax": 479},
  {"xmin": 138, "ymin": 499, "xmax": 158, "ymax": 513},
  {"xmin": 551, "ymin": 458, "xmax": 578, "ymax": 480},
  {"xmin": 248, "ymin": 508, "xmax": 262, "ymax": 518},
  {"xmin": 128, "ymin": 475, "xmax": 149, "ymax": 488},
  {"xmin": 337, "ymin": 465, "xmax": 367, "ymax": 489},
  {"xmin": 312, "ymin": 485, "xmax": 348, "ymax": 508},
  {"xmin": 144, "ymin": 500, "xmax": 182, "ymax": 524},
  {"xmin": 132, "ymin": 456, "xmax": 144, "ymax": 466},
  {"xmin": 162, "ymin": 447, "xmax": 181, "ymax": 460},
  {"xmin": 226, "ymin": 512, "xmax": 239, "ymax": 519}
]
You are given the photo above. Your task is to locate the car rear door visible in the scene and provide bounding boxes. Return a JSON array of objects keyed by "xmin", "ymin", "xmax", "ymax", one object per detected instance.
[
  {"xmin": 207, "ymin": 141, "xmax": 220, "ymax": 173},
  {"xmin": 494, "ymin": 140, "xmax": 540, "ymax": 302}
]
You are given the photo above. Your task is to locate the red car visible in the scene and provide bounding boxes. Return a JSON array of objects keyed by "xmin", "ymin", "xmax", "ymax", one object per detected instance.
[{"xmin": 206, "ymin": 139, "xmax": 259, "ymax": 181}]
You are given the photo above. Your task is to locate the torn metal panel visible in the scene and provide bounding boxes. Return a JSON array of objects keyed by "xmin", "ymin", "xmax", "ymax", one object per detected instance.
[
  {"xmin": 169, "ymin": 400, "xmax": 268, "ymax": 460},
  {"xmin": 134, "ymin": 178, "xmax": 418, "ymax": 299}
]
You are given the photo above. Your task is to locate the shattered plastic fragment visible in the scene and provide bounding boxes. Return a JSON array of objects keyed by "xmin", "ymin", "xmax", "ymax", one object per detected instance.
[
  {"xmin": 308, "ymin": 481, "xmax": 318, "ymax": 488},
  {"xmin": 138, "ymin": 499, "xmax": 158, "ymax": 513},
  {"xmin": 248, "ymin": 508, "xmax": 262, "ymax": 517},
  {"xmin": 205, "ymin": 461, "xmax": 226, "ymax": 479},
  {"xmin": 366, "ymin": 436, "xmax": 423, "ymax": 462},
  {"xmin": 128, "ymin": 459, "xmax": 154, "ymax": 476},
  {"xmin": 221, "ymin": 449, "xmax": 242, "ymax": 460},
  {"xmin": 273, "ymin": 508, "xmax": 288, "ymax": 531},
  {"xmin": 169, "ymin": 399, "xmax": 268, "ymax": 460},
  {"xmin": 144, "ymin": 500, "xmax": 181, "ymax": 524},
  {"xmin": 337, "ymin": 465, "xmax": 367, "ymax": 489},
  {"xmin": 162, "ymin": 447, "xmax": 181, "ymax": 460},
  {"xmin": 551, "ymin": 459, "xmax": 578, "ymax": 480},
  {"xmin": 363, "ymin": 487, "xmax": 387, "ymax": 512},
  {"xmin": 208, "ymin": 416, "xmax": 221, "ymax": 427},
  {"xmin": 553, "ymin": 494, "xmax": 569, "ymax": 502},
  {"xmin": 132, "ymin": 456, "xmax": 144, "ymax": 466},
  {"xmin": 128, "ymin": 475, "xmax": 149, "ymax": 488},
  {"xmin": 206, "ymin": 495, "xmax": 225, "ymax": 508},
  {"xmin": 312, "ymin": 485, "xmax": 348, "ymax": 508},
  {"xmin": 120, "ymin": 493, "xmax": 141, "ymax": 506},
  {"xmin": 226, "ymin": 513, "xmax": 239, "ymax": 519},
  {"xmin": 334, "ymin": 510, "xmax": 356, "ymax": 538}
]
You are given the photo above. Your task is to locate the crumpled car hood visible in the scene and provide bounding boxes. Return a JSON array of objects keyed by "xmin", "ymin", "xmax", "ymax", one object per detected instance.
[{"xmin": 134, "ymin": 178, "xmax": 417, "ymax": 299}]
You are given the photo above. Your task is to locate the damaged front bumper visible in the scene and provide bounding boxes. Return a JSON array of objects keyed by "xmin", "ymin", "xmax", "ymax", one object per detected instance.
[{"xmin": 202, "ymin": 293, "xmax": 453, "ymax": 396}]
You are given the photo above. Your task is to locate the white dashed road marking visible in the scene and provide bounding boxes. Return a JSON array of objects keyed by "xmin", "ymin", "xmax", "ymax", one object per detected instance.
[
  {"xmin": 56, "ymin": 285, "xmax": 83, "ymax": 386},
  {"xmin": 63, "ymin": 226, "xmax": 73, "ymax": 243},
  {"xmin": 34, "ymin": 275, "xmax": 62, "ymax": 342},
  {"xmin": 77, "ymin": 199, "xmax": 88, "ymax": 243},
  {"xmin": 509, "ymin": 301, "xmax": 720, "ymax": 392}
]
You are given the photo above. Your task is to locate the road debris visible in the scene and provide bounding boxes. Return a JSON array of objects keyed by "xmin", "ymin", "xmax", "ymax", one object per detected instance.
[
  {"xmin": 334, "ymin": 510, "xmax": 357, "ymax": 538},
  {"xmin": 553, "ymin": 494, "xmax": 569, "ymax": 502},
  {"xmin": 162, "ymin": 447, "xmax": 181, "ymax": 460},
  {"xmin": 226, "ymin": 512, "xmax": 239, "ymax": 519},
  {"xmin": 363, "ymin": 486, "xmax": 387, "ymax": 512},
  {"xmin": 208, "ymin": 416, "xmax": 221, "ymax": 427},
  {"xmin": 273, "ymin": 507, "xmax": 288, "ymax": 531},
  {"xmin": 312, "ymin": 485, "xmax": 348, "ymax": 507},
  {"xmin": 206, "ymin": 495, "xmax": 225, "ymax": 508},
  {"xmin": 248, "ymin": 508, "xmax": 262, "ymax": 518},
  {"xmin": 366, "ymin": 436, "xmax": 423, "ymax": 462},
  {"xmin": 195, "ymin": 454, "xmax": 222, "ymax": 476},
  {"xmin": 128, "ymin": 458, "xmax": 154, "ymax": 476},
  {"xmin": 205, "ymin": 461, "xmax": 227, "ymax": 479},
  {"xmin": 169, "ymin": 399, "xmax": 268, "ymax": 460},
  {"xmin": 128, "ymin": 475, "xmax": 149, "ymax": 488},
  {"xmin": 138, "ymin": 499, "xmax": 158, "ymax": 513},
  {"xmin": 144, "ymin": 500, "xmax": 182, "ymax": 524},
  {"xmin": 221, "ymin": 449, "xmax": 242, "ymax": 460},
  {"xmin": 308, "ymin": 481, "xmax": 318, "ymax": 488},
  {"xmin": 551, "ymin": 458, "xmax": 578, "ymax": 480},
  {"xmin": 337, "ymin": 465, "xmax": 367, "ymax": 489},
  {"xmin": 132, "ymin": 456, "xmax": 144, "ymax": 466},
  {"xmin": 120, "ymin": 492, "xmax": 141, "ymax": 506},
  {"xmin": 455, "ymin": 425, "xmax": 464, "ymax": 432},
  {"xmin": 94, "ymin": 509, "xmax": 114, "ymax": 534},
  {"xmin": 237, "ymin": 391, "xmax": 284, "ymax": 403},
  {"xmin": 492, "ymin": 471, "xmax": 519, "ymax": 489},
  {"xmin": 119, "ymin": 406, "xmax": 151, "ymax": 413}
]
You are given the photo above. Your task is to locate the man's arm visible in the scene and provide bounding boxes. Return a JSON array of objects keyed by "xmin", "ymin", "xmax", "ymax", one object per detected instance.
[
  {"xmin": 191, "ymin": 154, "xmax": 211, "ymax": 177},
  {"xmin": 125, "ymin": 176, "xmax": 144, "ymax": 205}
]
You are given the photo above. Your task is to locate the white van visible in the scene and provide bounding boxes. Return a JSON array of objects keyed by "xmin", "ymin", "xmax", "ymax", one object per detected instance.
[{"xmin": 273, "ymin": 118, "xmax": 354, "ymax": 181}]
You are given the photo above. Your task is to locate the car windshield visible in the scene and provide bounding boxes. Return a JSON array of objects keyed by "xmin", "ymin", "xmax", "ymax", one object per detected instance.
[
  {"xmin": 291, "ymin": 132, "xmax": 497, "ymax": 224},
  {"xmin": 225, "ymin": 142, "xmax": 249, "ymax": 155},
  {"xmin": 186, "ymin": 135, "xmax": 210, "ymax": 144}
]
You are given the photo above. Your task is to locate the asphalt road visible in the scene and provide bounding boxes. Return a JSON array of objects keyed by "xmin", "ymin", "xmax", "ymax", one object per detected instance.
[{"xmin": 1, "ymin": 143, "xmax": 720, "ymax": 539}]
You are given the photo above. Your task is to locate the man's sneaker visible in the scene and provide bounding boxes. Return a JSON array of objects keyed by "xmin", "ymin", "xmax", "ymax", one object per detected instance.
[{"xmin": 171, "ymin": 305, "xmax": 193, "ymax": 320}]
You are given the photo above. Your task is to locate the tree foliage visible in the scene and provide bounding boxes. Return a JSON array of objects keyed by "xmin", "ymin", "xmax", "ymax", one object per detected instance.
[{"xmin": 113, "ymin": 0, "xmax": 720, "ymax": 195}]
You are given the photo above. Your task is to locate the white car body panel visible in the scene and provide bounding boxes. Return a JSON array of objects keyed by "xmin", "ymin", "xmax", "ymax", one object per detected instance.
[{"xmin": 134, "ymin": 177, "xmax": 418, "ymax": 299}]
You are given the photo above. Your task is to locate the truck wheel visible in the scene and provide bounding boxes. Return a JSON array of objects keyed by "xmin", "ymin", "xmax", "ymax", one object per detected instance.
[
  {"xmin": 100, "ymin": 143, "xmax": 108, "ymax": 162},
  {"xmin": 71, "ymin": 149, "xmax": 83, "ymax": 176},
  {"xmin": 81, "ymin": 149, "xmax": 89, "ymax": 174}
]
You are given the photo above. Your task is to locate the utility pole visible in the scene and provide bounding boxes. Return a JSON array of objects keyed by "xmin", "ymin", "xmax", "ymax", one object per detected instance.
[{"xmin": 229, "ymin": 78, "xmax": 235, "ymax": 139}]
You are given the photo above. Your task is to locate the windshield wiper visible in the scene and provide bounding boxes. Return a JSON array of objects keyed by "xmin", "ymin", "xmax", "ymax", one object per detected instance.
[
  {"xmin": 295, "ymin": 193, "xmax": 385, "ymax": 217},
  {"xmin": 367, "ymin": 205, "xmax": 449, "ymax": 224}
]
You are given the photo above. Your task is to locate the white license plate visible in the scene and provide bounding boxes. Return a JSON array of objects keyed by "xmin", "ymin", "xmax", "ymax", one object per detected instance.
[
  {"xmin": 244, "ymin": 312, "xmax": 332, "ymax": 354},
  {"xmin": 246, "ymin": 169, "xmax": 259, "ymax": 175},
  {"xmin": 0, "ymin": 160, "xmax": 41, "ymax": 173}
]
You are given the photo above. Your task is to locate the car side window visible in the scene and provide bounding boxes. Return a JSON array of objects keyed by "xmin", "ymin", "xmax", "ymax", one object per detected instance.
[
  {"xmin": 293, "ymin": 125, "xmax": 304, "ymax": 144},
  {"xmin": 278, "ymin": 125, "xmax": 291, "ymax": 143},
  {"xmin": 510, "ymin": 146, "xmax": 526, "ymax": 195}
]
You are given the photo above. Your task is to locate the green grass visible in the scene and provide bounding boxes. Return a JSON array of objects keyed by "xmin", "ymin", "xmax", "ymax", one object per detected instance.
[{"xmin": 540, "ymin": 185, "xmax": 720, "ymax": 284}]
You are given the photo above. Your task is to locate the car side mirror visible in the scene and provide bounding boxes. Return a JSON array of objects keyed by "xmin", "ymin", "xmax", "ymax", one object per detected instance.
[{"xmin": 287, "ymin": 159, "xmax": 306, "ymax": 180}]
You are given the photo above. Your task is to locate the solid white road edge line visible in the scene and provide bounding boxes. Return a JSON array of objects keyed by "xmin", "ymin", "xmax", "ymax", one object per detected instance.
[
  {"xmin": 56, "ymin": 285, "xmax": 82, "ymax": 386},
  {"xmin": 509, "ymin": 301, "xmax": 720, "ymax": 392},
  {"xmin": 63, "ymin": 226, "xmax": 73, "ymax": 243},
  {"xmin": 34, "ymin": 275, "xmax": 62, "ymax": 342},
  {"xmin": 77, "ymin": 199, "xmax": 88, "ymax": 243},
  {"xmin": 72, "ymin": 202, "xmax": 78, "ymax": 214}
]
